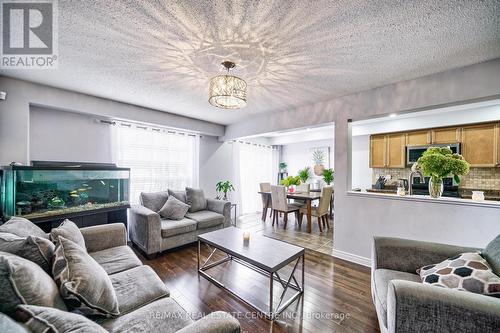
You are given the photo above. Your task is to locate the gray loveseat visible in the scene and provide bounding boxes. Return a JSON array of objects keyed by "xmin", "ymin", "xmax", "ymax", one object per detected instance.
[
  {"xmin": 371, "ymin": 236, "xmax": 500, "ymax": 333},
  {"xmin": 129, "ymin": 189, "xmax": 231, "ymax": 258},
  {"xmin": 0, "ymin": 222, "xmax": 240, "ymax": 332}
]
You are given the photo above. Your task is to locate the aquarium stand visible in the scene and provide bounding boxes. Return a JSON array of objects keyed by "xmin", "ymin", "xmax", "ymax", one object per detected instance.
[{"xmin": 27, "ymin": 204, "xmax": 130, "ymax": 232}]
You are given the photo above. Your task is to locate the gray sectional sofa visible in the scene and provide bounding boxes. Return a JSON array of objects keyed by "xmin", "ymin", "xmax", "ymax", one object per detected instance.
[
  {"xmin": 371, "ymin": 236, "xmax": 500, "ymax": 333},
  {"xmin": 129, "ymin": 189, "xmax": 231, "ymax": 258},
  {"xmin": 0, "ymin": 220, "xmax": 240, "ymax": 333}
]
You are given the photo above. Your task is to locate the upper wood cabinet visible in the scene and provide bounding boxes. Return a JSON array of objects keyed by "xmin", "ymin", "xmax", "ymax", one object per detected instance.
[
  {"xmin": 369, "ymin": 133, "xmax": 405, "ymax": 168},
  {"xmin": 431, "ymin": 127, "xmax": 461, "ymax": 144},
  {"xmin": 386, "ymin": 133, "xmax": 406, "ymax": 168},
  {"xmin": 461, "ymin": 123, "xmax": 499, "ymax": 167},
  {"xmin": 370, "ymin": 134, "xmax": 386, "ymax": 168},
  {"xmin": 406, "ymin": 130, "xmax": 430, "ymax": 146},
  {"xmin": 369, "ymin": 121, "xmax": 500, "ymax": 169}
]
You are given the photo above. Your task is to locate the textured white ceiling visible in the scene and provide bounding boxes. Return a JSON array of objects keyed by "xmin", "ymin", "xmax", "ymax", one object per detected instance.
[{"xmin": 1, "ymin": 0, "xmax": 499, "ymax": 125}]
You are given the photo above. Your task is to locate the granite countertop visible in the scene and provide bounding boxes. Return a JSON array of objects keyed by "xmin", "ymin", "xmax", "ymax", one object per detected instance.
[{"xmin": 366, "ymin": 186, "xmax": 500, "ymax": 201}]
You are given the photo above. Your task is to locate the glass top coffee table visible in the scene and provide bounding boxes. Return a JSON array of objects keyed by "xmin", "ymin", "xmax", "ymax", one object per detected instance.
[{"xmin": 197, "ymin": 227, "xmax": 305, "ymax": 320}]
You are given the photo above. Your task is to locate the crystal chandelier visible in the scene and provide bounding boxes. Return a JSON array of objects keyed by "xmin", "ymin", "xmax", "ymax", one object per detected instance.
[{"xmin": 208, "ymin": 61, "xmax": 247, "ymax": 109}]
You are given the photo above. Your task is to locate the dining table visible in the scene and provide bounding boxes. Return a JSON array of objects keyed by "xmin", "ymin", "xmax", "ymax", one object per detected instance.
[{"xmin": 258, "ymin": 191, "xmax": 322, "ymax": 233}]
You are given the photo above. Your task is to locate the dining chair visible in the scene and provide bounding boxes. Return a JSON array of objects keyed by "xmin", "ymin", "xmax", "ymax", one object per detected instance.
[
  {"xmin": 259, "ymin": 182, "xmax": 273, "ymax": 221},
  {"xmin": 270, "ymin": 185, "xmax": 301, "ymax": 229},
  {"xmin": 299, "ymin": 185, "xmax": 333, "ymax": 232},
  {"xmin": 293, "ymin": 183, "xmax": 310, "ymax": 206}
]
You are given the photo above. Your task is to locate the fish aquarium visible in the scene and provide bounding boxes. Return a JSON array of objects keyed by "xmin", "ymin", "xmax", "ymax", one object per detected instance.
[{"xmin": 1, "ymin": 165, "xmax": 130, "ymax": 221}]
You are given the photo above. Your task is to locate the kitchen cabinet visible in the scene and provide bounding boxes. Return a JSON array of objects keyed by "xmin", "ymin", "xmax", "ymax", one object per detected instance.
[
  {"xmin": 431, "ymin": 127, "xmax": 461, "ymax": 144},
  {"xmin": 370, "ymin": 134, "xmax": 386, "ymax": 168},
  {"xmin": 406, "ymin": 130, "xmax": 430, "ymax": 146},
  {"xmin": 386, "ymin": 133, "xmax": 406, "ymax": 168},
  {"xmin": 461, "ymin": 123, "xmax": 499, "ymax": 167},
  {"xmin": 369, "ymin": 133, "xmax": 405, "ymax": 168}
]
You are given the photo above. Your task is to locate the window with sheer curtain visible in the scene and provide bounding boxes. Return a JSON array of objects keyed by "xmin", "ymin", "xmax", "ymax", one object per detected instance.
[
  {"xmin": 232, "ymin": 141, "xmax": 278, "ymax": 215},
  {"xmin": 114, "ymin": 124, "xmax": 199, "ymax": 204}
]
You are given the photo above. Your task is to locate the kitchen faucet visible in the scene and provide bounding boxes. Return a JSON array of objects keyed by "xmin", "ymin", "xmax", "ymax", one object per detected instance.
[{"xmin": 407, "ymin": 170, "xmax": 424, "ymax": 196}]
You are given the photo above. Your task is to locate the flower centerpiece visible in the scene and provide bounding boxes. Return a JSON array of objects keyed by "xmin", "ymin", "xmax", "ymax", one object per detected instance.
[
  {"xmin": 415, "ymin": 147, "xmax": 470, "ymax": 198},
  {"xmin": 280, "ymin": 176, "xmax": 301, "ymax": 193}
]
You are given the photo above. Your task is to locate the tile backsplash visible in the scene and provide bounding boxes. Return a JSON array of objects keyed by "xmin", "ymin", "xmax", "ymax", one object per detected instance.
[{"xmin": 372, "ymin": 167, "xmax": 500, "ymax": 190}]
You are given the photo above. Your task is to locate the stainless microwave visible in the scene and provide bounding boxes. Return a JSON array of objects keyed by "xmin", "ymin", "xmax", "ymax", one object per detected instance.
[{"xmin": 406, "ymin": 143, "xmax": 461, "ymax": 166}]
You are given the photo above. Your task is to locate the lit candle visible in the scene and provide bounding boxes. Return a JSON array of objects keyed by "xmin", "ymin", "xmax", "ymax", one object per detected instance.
[{"xmin": 243, "ymin": 231, "xmax": 250, "ymax": 242}]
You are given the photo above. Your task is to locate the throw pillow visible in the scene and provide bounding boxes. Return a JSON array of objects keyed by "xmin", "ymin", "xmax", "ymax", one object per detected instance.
[
  {"xmin": 16, "ymin": 305, "xmax": 108, "ymax": 333},
  {"xmin": 482, "ymin": 233, "xmax": 500, "ymax": 276},
  {"xmin": 0, "ymin": 233, "xmax": 54, "ymax": 272},
  {"xmin": 52, "ymin": 236, "xmax": 119, "ymax": 317},
  {"xmin": 0, "ymin": 217, "xmax": 48, "ymax": 239},
  {"xmin": 0, "ymin": 312, "xmax": 30, "ymax": 333},
  {"xmin": 140, "ymin": 191, "xmax": 169, "ymax": 213},
  {"xmin": 159, "ymin": 196, "xmax": 190, "ymax": 220},
  {"xmin": 418, "ymin": 252, "xmax": 500, "ymax": 297},
  {"xmin": 0, "ymin": 251, "xmax": 67, "ymax": 315},
  {"xmin": 168, "ymin": 189, "xmax": 187, "ymax": 203},
  {"xmin": 50, "ymin": 219, "xmax": 86, "ymax": 250},
  {"xmin": 185, "ymin": 187, "xmax": 207, "ymax": 213}
]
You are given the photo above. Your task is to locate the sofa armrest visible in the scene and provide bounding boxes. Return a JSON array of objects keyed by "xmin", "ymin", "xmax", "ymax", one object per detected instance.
[
  {"xmin": 387, "ymin": 280, "xmax": 500, "ymax": 333},
  {"xmin": 128, "ymin": 205, "xmax": 162, "ymax": 255},
  {"xmin": 80, "ymin": 223, "xmax": 127, "ymax": 253},
  {"xmin": 206, "ymin": 198, "xmax": 232, "ymax": 227},
  {"xmin": 372, "ymin": 236, "xmax": 481, "ymax": 274},
  {"xmin": 176, "ymin": 312, "xmax": 240, "ymax": 333}
]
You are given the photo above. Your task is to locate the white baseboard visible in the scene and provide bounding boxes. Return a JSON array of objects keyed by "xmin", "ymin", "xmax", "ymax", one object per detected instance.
[{"xmin": 332, "ymin": 249, "xmax": 371, "ymax": 267}]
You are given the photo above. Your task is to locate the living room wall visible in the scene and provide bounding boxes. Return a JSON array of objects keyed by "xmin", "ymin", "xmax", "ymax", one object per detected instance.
[
  {"xmin": 0, "ymin": 78, "xmax": 228, "ymax": 200},
  {"xmin": 222, "ymin": 58, "xmax": 500, "ymax": 265}
]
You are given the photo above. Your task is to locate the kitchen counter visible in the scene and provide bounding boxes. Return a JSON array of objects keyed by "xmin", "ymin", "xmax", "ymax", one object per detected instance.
[
  {"xmin": 350, "ymin": 190, "xmax": 500, "ymax": 208},
  {"xmin": 366, "ymin": 187, "xmax": 500, "ymax": 201}
]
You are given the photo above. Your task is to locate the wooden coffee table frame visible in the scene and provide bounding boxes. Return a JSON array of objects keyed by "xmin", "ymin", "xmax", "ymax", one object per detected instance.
[{"xmin": 197, "ymin": 239, "xmax": 305, "ymax": 320}]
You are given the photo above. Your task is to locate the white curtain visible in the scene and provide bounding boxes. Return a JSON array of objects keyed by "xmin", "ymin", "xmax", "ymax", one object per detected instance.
[
  {"xmin": 232, "ymin": 141, "xmax": 275, "ymax": 215},
  {"xmin": 114, "ymin": 123, "xmax": 199, "ymax": 204}
]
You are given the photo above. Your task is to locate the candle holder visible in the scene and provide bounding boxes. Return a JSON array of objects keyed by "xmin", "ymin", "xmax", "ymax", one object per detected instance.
[{"xmin": 243, "ymin": 231, "xmax": 250, "ymax": 245}]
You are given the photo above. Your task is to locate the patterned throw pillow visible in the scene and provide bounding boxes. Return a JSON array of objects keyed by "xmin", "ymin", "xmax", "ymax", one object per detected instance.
[
  {"xmin": 159, "ymin": 195, "xmax": 190, "ymax": 220},
  {"xmin": 52, "ymin": 236, "xmax": 119, "ymax": 317},
  {"xmin": 418, "ymin": 252, "xmax": 500, "ymax": 297},
  {"xmin": 0, "ymin": 233, "xmax": 55, "ymax": 272},
  {"xmin": 50, "ymin": 219, "xmax": 86, "ymax": 250}
]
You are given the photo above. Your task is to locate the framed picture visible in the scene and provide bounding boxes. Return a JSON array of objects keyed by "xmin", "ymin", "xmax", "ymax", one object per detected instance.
[{"xmin": 310, "ymin": 146, "xmax": 330, "ymax": 176}]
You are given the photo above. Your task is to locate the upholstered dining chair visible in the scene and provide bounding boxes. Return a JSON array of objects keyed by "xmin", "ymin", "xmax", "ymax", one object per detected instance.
[
  {"xmin": 270, "ymin": 185, "xmax": 301, "ymax": 229},
  {"xmin": 299, "ymin": 185, "xmax": 333, "ymax": 232},
  {"xmin": 293, "ymin": 183, "xmax": 310, "ymax": 206},
  {"xmin": 259, "ymin": 182, "xmax": 272, "ymax": 221}
]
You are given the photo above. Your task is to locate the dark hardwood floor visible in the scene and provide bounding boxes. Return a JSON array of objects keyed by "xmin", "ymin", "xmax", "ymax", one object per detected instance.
[{"xmin": 135, "ymin": 214, "xmax": 380, "ymax": 333}]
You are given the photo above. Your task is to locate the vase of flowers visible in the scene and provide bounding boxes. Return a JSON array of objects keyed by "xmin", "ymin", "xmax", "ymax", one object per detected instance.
[
  {"xmin": 280, "ymin": 175, "xmax": 301, "ymax": 192},
  {"xmin": 415, "ymin": 147, "xmax": 470, "ymax": 198}
]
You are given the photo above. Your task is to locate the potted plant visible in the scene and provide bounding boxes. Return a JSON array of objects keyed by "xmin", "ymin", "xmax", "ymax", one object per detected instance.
[
  {"xmin": 322, "ymin": 168, "xmax": 334, "ymax": 185},
  {"xmin": 312, "ymin": 149, "xmax": 325, "ymax": 176},
  {"xmin": 215, "ymin": 181, "xmax": 235, "ymax": 201},
  {"xmin": 298, "ymin": 167, "xmax": 310, "ymax": 183},
  {"xmin": 279, "ymin": 162, "xmax": 287, "ymax": 173},
  {"xmin": 279, "ymin": 176, "xmax": 301, "ymax": 193},
  {"xmin": 415, "ymin": 147, "xmax": 470, "ymax": 198}
]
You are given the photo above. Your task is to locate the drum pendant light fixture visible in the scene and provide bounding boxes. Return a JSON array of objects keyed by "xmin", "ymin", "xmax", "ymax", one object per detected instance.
[{"xmin": 208, "ymin": 61, "xmax": 247, "ymax": 109}]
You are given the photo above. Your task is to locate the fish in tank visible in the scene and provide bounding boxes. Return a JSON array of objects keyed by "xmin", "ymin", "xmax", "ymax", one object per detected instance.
[{"xmin": 1, "ymin": 166, "xmax": 130, "ymax": 220}]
